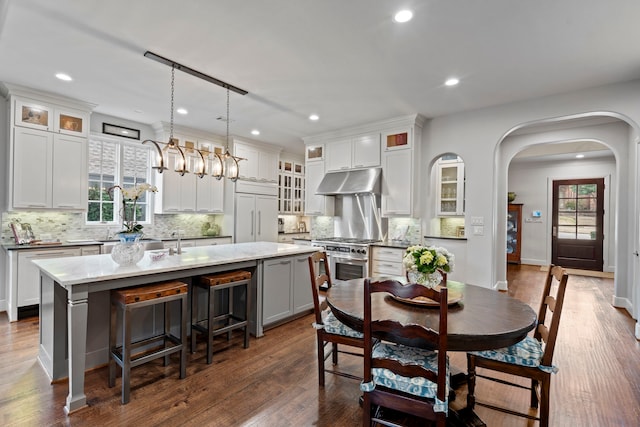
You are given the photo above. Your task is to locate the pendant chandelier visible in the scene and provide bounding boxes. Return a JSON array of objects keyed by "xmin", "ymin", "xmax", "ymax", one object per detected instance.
[{"xmin": 142, "ymin": 51, "xmax": 247, "ymax": 181}]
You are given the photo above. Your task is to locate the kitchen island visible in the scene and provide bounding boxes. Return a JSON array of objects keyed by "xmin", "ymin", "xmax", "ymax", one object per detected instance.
[{"xmin": 33, "ymin": 241, "xmax": 318, "ymax": 414}]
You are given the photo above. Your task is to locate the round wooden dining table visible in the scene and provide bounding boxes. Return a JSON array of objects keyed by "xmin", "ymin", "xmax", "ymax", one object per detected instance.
[{"xmin": 326, "ymin": 278, "xmax": 537, "ymax": 352}]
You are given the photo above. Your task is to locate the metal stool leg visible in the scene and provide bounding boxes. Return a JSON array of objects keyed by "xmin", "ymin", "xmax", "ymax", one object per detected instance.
[
  {"xmin": 207, "ymin": 285, "xmax": 215, "ymax": 364},
  {"xmin": 108, "ymin": 300, "xmax": 117, "ymax": 388},
  {"xmin": 164, "ymin": 301, "xmax": 170, "ymax": 366},
  {"xmin": 243, "ymin": 282, "xmax": 250, "ymax": 348},
  {"xmin": 121, "ymin": 306, "xmax": 132, "ymax": 404},
  {"xmin": 191, "ymin": 284, "xmax": 198, "ymax": 354},
  {"xmin": 180, "ymin": 293, "xmax": 187, "ymax": 379}
]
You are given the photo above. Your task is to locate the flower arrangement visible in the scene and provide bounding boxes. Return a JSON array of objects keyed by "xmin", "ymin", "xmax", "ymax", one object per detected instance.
[
  {"xmin": 108, "ymin": 183, "xmax": 157, "ymax": 235},
  {"xmin": 403, "ymin": 245, "xmax": 454, "ymax": 275}
]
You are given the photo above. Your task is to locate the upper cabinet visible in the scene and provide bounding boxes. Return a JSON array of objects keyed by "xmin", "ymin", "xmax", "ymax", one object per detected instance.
[
  {"xmin": 278, "ymin": 157, "xmax": 305, "ymax": 215},
  {"xmin": 436, "ymin": 157, "xmax": 465, "ymax": 216},
  {"xmin": 382, "ymin": 129, "xmax": 412, "ymax": 151},
  {"xmin": 325, "ymin": 133, "xmax": 380, "ymax": 172},
  {"xmin": 234, "ymin": 139, "xmax": 280, "ymax": 183},
  {"xmin": 5, "ymin": 85, "xmax": 94, "ymax": 211},
  {"xmin": 380, "ymin": 121, "xmax": 423, "ymax": 217},
  {"xmin": 15, "ymin": 98, "xmax": 89, "ymax": 137},
  {"xmin": 304, "ymin": 160, "xmax": 334, "ymax": 216},
  {"xmin": 152, "ymin": 126, "xmax": 226, "ymax": 214},
  {"xmin": 303, "ymin": 115, "xmax": 424, "ymax": 218},
  {"xmin": 305, "ymin": 145, "xmax": 324, "ymax": 162}
]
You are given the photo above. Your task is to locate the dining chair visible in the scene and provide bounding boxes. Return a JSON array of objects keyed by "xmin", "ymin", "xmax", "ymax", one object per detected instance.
[
  {"xmin": 466, "ymin": 264, "xmax": 569, "ymax": 427},
  {"xmin": 361, "ymin": 278, "xmax": 449, "ymax": 427},
  {"xmin": 308, "ymin": 251, "xmax": 364, "ymax": 387}
]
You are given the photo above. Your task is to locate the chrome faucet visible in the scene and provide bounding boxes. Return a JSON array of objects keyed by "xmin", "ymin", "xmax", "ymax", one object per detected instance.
[
  {"xmin": 172, "ymin": 230, "xmax": 182, "ymax": 254},
  {"xmin": 105, "ymin": 227, "xmax": 113, "ymax": 240}
]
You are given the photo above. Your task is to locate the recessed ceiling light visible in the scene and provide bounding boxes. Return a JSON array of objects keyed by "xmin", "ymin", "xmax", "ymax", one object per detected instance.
[
  {"xmin": 251, "ymin": 130, "xmax": 260, "ymax": 136},
  {"xmin": 445, "ymin": 77, "xmax": 460, "ymax": 86},
  {"xmin": 309, "ymin": 114, "xmax": 319, "ymax": 121},
  {"xmin": 121, "ymin": 130, "xmax": 129, "ymax": 135},
  {"xmin": 55, "ymin": 73, "xmax": 72, "ymax": 81},
  {"xmin": 394, "ymin": 10, "xmax": 413, "ymax": 23},
  {"xmin": 176, "ymin": 108, "xmax": 188, "ymax": 115},
  {"xmin": 575, "ymin": 154, "xmax": 585, "ymax": 159}
]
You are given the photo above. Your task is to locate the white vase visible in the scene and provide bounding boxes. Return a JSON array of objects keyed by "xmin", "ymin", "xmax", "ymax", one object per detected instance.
[{"xmin": 111, "ymin": 233, "xmax": 144, "ymax": 266}]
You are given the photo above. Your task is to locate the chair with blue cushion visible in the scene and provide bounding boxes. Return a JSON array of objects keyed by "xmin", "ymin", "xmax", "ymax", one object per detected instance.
[
  {"xmin": 361, "ymin": 278, "xmax": 449, "ymax": 427},
  {"xmin": 466, "ymin": 265, "xmax": 569, "ymax": 427},
  {"xmin": 308, "ymin": 251, "xmax": 364, "ymax": 387}
]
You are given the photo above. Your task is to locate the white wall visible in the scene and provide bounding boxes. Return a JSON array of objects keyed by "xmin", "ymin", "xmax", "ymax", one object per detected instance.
[
  {"xmin": 0, "ymin": 97, "xmax": 6, "ymax": 310},
  {"xmin": 509, "ymin": 155, "xmax": 616, "ymax": 269},
  {"xmin": 420, "ymin": 80, "xmax": 640, "ymax": 325}
]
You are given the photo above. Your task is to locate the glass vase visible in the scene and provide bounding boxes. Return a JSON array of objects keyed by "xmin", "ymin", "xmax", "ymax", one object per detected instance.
[
  {"xmin": 111, "ymin": 233, "xmax": 144, "ymax": 266},
  {"xmin": 407, "ymin": 269, "xmax": 446, "ymax": 288}
]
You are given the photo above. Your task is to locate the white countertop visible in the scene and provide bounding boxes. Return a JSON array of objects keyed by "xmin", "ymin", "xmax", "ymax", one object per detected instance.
[{"xmin": 33, "ymin": 241, "xmax": 318, "ymax": 286}]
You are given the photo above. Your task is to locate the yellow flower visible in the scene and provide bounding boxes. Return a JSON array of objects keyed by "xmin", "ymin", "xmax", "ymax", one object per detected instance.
[
  {"xmin": 436, "ymin": 254, "xmax": 448, "ymax": 267},
  {"xmin": 419, "ymin": 251, "xmax": 434, "ymax": 266}
]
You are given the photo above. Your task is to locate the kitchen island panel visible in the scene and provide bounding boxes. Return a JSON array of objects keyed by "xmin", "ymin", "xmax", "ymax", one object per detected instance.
[{"xmin": 34, "ymin": 242, "xmax": 317, "ymax": 414}]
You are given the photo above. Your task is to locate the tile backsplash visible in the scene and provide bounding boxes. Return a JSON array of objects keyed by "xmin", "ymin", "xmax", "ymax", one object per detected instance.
[{"xmin": 1, "ymin": 211, "xmax": 225, "ymax": 243}]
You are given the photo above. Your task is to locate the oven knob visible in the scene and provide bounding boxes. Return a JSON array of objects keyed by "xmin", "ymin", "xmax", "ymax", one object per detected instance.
[
  {"xmin": 351, "ymin": 248, "xmax": 356, "ymax": 253},
  {"xmin": 359, "ymin": 249, "xmax": 366, "ymax": 254}
]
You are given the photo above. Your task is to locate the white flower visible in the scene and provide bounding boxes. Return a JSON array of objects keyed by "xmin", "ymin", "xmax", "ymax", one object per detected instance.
[{"xmin": 402, "ymin": 245, "xmax": 454, "ymax": 274}]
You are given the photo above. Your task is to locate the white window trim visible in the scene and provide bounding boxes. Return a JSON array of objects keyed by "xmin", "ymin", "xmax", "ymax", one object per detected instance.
[{"xmin": 87, "ymin": 132, "xmax": 154, "ymax": 227}]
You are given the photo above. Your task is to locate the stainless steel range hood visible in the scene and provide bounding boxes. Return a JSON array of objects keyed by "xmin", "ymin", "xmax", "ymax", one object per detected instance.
[{"xmin": 316, "ymin": 168, "xmax": 381, "ymax": 195}]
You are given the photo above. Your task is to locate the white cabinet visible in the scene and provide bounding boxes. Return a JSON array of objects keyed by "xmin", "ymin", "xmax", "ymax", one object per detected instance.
[
  {"xmin": 234, "ymin": 140, "xmax": 279, "ymax": 183},
  {"xmin": 381, "ymin": 149, "xmax": 413, "ymax": 216},
  {"xmin": 436, "ymin": 159, "xmax": 465, "ymax": 216},
  {"xmin": 17, "ymin": 248, "xmax": 82, "ymax": 307},
  {"xmin": 278, "ymin": 158, "xmax": 305, "ymax": 214},
  {"xmin": 235, "ymin": 194, "xmax": 278, "ymax": 243},
  {"xmin": 325, "ymin": 133, "xmax": 380, "ymax": 172},
  {"xmin": 6, "ymin": 245, "xmax": 99, "ymax": 321},
  {"xmin": 277, "ymin": 233, "xmax": 311, "ymax": 243},
  {"xmin": 380, "ymin": 121, "xmax": 423, "ymax": 217},
  {"xmin": 14, "ymin": 97, "xmax": 89, "ymax": 137},
  {"xmin": 370, "ymin": 246, "xmax": 406, "ymax": 277},
  {"xmin": 154, "ymin": 152, "xmax": 198, "ymax": 213},
  {"xmin": 262, "ymin": 253, "xmax": 313, "ymax": 326},
  {"xmin": 304, "ymin": 161, "xmax": 335, "ymax": 216},
  {"xmin": 195, "ymin": 140, "xmax": 225, "ymax": 213},
  {"xmin": 12, "ymin": 127, "xmax": 87, "ymax": 210},
  {"xmin": 305, "ymin": 144, "xmax": 324, "ymax": 162}
]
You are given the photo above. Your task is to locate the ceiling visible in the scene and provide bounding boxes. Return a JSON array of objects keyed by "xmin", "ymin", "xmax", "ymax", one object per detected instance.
[{"xmin": 2, "ymin": 0, "xmax": 640, "ymax": 155}]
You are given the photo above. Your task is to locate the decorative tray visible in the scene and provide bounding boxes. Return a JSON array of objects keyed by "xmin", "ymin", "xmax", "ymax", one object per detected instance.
[{"xmin": 390, "ymin": 286, "xmax": 462, "ymax": 307}]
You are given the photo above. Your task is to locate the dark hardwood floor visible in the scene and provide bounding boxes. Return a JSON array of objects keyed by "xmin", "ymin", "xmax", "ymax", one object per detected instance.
[{"xmin": 1, "ymin": 264, "xmax": 639, "ymax": 426}]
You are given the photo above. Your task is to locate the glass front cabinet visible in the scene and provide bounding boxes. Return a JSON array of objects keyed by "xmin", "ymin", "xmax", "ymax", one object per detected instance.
[
  {"xmin": 507, "ymin": 203, "xmax": 523, "ymax": 264},
  {"xmin": 436, "ymin": 158, "xmax": 465, "ymax": 216}
]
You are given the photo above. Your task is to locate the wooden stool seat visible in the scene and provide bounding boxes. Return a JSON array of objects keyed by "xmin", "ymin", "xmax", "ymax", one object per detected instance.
[
  {"xmin": 109, "ymin": 280, "xmax": 188, "ymax": 404},
  {"xmin": 192, "ymin": 270, "xmax": 251, "ymax": 364}
]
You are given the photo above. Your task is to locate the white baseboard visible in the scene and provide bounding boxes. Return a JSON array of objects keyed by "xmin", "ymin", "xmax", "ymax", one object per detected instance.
[
  {"xmin": 636, "ymin": 322, "xmax": 640, "ymax": 340},
  {"xmin": 612, "ymin": 295, "xmax": 633, "ymax": 318},
  {"xmin": 0, "ymin": 299, "xmax": 7, "ymax": 313},
  {"xmin": 495, "ymin": 280, "xmax": 508, "ymax": 291}
]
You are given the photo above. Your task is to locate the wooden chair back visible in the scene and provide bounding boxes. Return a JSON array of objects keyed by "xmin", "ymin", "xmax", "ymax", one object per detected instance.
[
  {"xmin": 363, "ymin": 278, "xmax": 449, "ymax": 405},
  {"xmin": 536, "ymin": 264, "xmax": 569, "ymax": 369},
  {"xmin": 308, "ymin": 251, "xmax": 332, "ymax": 325}
]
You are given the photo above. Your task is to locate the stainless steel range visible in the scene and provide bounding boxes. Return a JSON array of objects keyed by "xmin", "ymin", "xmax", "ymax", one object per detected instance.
[{"xmin": 311, "ymin": 237, "xmax": 381, "ymax": 281}]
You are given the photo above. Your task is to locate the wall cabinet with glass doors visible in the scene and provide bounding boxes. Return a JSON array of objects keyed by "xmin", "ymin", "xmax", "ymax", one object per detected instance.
[
  {"xmin": 436, "ymin": 158, "xmax": 465, "ymax": 216},
  {"xmin": 278, "ymin": 159, "xmax": 305, "ymax": 214},
  {"xmin": 6, "ymin": 88, "xmax": 92, "ymax": 211}
]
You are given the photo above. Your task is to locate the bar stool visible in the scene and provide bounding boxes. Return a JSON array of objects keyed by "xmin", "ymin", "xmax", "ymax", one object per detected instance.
[
  {"xmin": 109, "ymin": 280, "xmax": 188, "ymax": 404},
  {"xmin": 191, "ymin": 270, "xmax": 251, "ymax": 364}
]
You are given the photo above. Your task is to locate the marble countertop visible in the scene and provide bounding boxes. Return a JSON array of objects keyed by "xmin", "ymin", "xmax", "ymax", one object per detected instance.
[
  {"xmin": 2, "ymin": 235, "xmax": 234, "ymax": 250},
  {"xmin": 371, "ymin": 241, "xmax": 415, "ymax": 249},
  {"xmin": 33, "ymin": 241, "xmax": 317, "ymax": 286},
  {"xmin": 1, "ymin": 240, "xmax": 105, "ymax": 251}
]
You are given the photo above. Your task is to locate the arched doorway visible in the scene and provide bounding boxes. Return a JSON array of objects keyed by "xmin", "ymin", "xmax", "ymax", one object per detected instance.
[{"xmin": 493, "ymin": 113, "xmax": 631, "ymax": 294}]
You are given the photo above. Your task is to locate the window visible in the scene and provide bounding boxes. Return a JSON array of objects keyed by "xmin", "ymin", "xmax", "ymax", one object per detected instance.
[{"xmin": 87, "ymin": 135, "xmax": 152, "ymax": 225}]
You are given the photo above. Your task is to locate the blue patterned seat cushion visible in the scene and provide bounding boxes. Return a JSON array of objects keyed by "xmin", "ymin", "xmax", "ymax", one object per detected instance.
[
  {"xmin": 316, "ymin": 309, "xmax": 364, "ymax": 338},
  {"xmin": 360, "ymin": 342, "xmax": 449, "ymax": 413},
  {"xmin": 469, "ymin": 336, "xmax": 558, "ymax": 373}
]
